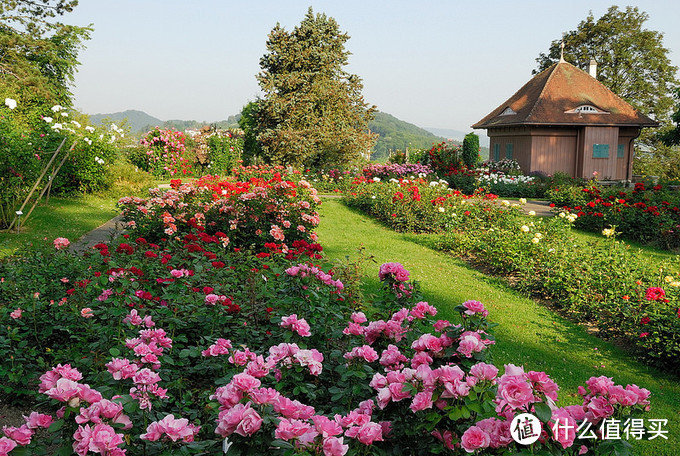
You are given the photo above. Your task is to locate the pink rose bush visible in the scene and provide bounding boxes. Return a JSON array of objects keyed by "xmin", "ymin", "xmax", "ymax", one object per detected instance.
[{"xmin": 0, "ymin": 173, "xmax": 658, "ymax": 455}]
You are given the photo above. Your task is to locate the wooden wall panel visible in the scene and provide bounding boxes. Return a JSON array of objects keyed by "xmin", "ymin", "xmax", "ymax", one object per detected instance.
[
  {"xmin": 530, "ymin": 135, "xmax": 577, "ymax": 176},
  {"xmin": 581, "ymin": 127, "xmax": 619, "ymax": 179}
]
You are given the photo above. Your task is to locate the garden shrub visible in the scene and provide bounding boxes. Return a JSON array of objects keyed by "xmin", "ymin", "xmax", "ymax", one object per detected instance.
[
  {"xmin": 547, "ymin": 181, "xmax": 680, "ymax": 250},
  {"xmin": 0, "ymin": 100, "xmax": 122, "ymax": 227},
  {"xmin": 0, "ymin": 172, "xmax": 661, "ymax": 455},
  {"xmin": 139, "ymin": 127, "xmax": 193, "ymax": 177},
  {"xmin": 462, "ymin": 133, "xmax": 479, "ymax": 168},
  {"xmin": 343, "ymin": 178, "xmax": 680, "ymax": 372},
  {"xmin": 205, "ymin": 132, "xmax": 243, "ymax": 174}
]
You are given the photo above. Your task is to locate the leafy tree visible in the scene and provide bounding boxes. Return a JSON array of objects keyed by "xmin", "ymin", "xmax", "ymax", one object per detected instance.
[
  {"xmin": 255, "ymin": 7, "xmax": 376, "ymax": 168},
  {"xmin": 238, "ymin": 100, "xmax": 262, "ymax": 164},
  {"xmin": 660, "ymin": 88, "xmax": 680, "ymax": 147},
  {"xmin": 0, "ymin": 0, "xmax": 91, "ymax": 124},
  {"xmin": 534, "ymin": 6, "xmax": 678, "ymax": 124}
]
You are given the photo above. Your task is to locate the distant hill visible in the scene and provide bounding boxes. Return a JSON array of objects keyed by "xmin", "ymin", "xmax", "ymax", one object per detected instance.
[
  {"xmin": 87, "ymin": 110, "xmax": 239, "ymax": 134},
  {"xmin": 424, "ymin": 127, "xmax": 490, "ymax": 148},
  {"xmin": 88, "ymin": 110, "xmax": 163, "ymax": 133},
  {"xmin": 88, "ymin": 109, "xmax": 483, "ymax": 159},
  {"xmin": 369, "ymin": 112, "xmax": 445, "ymax": 161}
]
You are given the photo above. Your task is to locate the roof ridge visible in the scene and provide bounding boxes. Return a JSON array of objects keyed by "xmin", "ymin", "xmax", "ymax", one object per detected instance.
[{"xmin": 525, "ymin": 61, "xmax": 561, "ymax": 121}]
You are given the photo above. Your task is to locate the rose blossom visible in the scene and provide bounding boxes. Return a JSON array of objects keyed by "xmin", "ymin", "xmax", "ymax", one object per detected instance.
[{"xmin": 460, "ymin": 426, "xmax": 491, "ymax": 453}]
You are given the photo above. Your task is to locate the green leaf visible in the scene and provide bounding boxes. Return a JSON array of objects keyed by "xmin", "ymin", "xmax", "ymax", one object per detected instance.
[
  {"xmin": 534, "ymin": 402, "xmax": 552, "ymax": 423},
  {"xmin": 271, "ymin": 439, "xmax": 295, "ymax": 449},
  {"xmin": 48, "ymin": 419, "xmax": 65, "ymax": 433},
  {"xmin": 108, "ymin": 347, "xmax": 120, "ymax": 357}
]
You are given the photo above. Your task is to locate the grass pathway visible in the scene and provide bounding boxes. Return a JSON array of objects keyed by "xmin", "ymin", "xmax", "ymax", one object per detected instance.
[
  {"xmin": 317, "ymin": 199, "xmax": 680, "ymax": 455},
  {"xmin": 0, "ymin": 195, "xmax": 120, "ymax": 258}
]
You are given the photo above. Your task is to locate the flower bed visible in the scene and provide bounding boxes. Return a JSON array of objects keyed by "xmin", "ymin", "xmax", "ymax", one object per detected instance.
[
  {"xmin": 117, "ymin": 170, "xmax": 321, "ymax": 249},
  {"xmin": 546, "ymin": 181, "xmax": 680, "ymax": 250},
  {"xmin": 0, "ymin": 173, "xmax": 661, "ymax": 455},
  {"xmin": 343, "ymin": 178, "xmax": 680, "ymax": 373}
]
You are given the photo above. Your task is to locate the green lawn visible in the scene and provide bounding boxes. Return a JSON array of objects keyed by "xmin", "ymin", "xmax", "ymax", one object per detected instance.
[
  {"xmin": 0, "ymin": 194, "xmax": 120, "ymax": 258},
  {"xmin": 317, "ymin": 198, "xmax": 680, "ymax": 455}
]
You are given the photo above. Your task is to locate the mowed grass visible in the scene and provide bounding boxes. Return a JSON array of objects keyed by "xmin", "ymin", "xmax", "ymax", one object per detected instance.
[
  {"xmin": 0, "ymin": 194, "xmax": 120, "ymax": 258},
  {"xmin": 316, "ymin": 198, "xmax": 680, "ymax": 456}
]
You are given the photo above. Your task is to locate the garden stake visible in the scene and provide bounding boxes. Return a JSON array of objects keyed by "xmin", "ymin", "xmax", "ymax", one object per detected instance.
[
  {"xmin": 22, "ymin": 140, "xmax": 77, "ymax": 227},
  {"xmin": 7, "ymin": 136, "xmax": 67, "ymax": 232}
]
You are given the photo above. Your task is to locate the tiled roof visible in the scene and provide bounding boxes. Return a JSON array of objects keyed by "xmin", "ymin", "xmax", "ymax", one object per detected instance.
[{"xmin": 472, "ymin": 61, "xmax": 658, "ymax": 129}]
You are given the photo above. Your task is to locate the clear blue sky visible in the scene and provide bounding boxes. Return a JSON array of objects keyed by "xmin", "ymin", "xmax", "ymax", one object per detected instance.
[{"xmin": 67, "ymin": 1, "xmax": 680, "ymax": 135}]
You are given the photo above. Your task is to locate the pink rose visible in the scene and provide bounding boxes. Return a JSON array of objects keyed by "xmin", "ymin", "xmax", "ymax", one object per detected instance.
[
  {"xmin": 10, "ymin": 308, "xmax": 22, "ymax": 319},
  {"xmin": 348, "ymin": 421, "xmax": 383, "ymax": 445},
  {"xmin": 235, "ymin": 407, "xmax": 263, "ymax": 437},
  {"xmin": 323, "ymin": 436, "xmax": 349, "ymax": 455},
  {"xmin": 2, "ymin": 424, "xmax": 33, "ymax": 445},
  {"xmin": 461, "ymin": 425, "xmax": 491, "ymax": 453},
  {"xmin": 53, "ymin": 237, "xmax": 70, "ymax": 250},
  {"xmin": 462, "ymin": 300, "xmax": 489, "ymax": 317},
  {"xmin": 24, "ymin": 412, "xmax": 53, "ymax": 430},
  {"xmin": 0, "ymin": 437, "xmax": 17, "ymax": 455},
  {"xmin": 497, "ymin": 375, "xmax": 534, "ymax": 410},
  {"xmin": 275, "ymin": 418, "xmax": 311, "ymax": 440},
  {"xmin": 470, "ymin": 363, "xmax": 498, "ymax": 381},
  {"xmin": 410, "ymin": 391, "xmax": 433, "ymax": 412}
]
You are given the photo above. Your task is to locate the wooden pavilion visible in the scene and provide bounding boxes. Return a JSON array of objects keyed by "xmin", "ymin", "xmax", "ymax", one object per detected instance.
[{"xmin": 472, "ymin": 57, "xmax": 658, "ymax": 180}]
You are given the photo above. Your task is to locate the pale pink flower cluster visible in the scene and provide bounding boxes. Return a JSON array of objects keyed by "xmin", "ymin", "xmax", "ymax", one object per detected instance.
[
  {"xmin": 378, "ymin": 262, "xmax": 414, "ymax": 298},
  {"xmin": 378, "ymin": 262, "xmax": 410, "ymax": 282},
  {"xmin": 9, "ymin": 308, "xmax": 22, "ymax": 319},
  {"xmin": 107, "ymin": 312, "xmax": 171, "ymax": 409},
  {"xmin": 371, "ymin": 361, "xmax": 495, "ymax": 412},
  {"xmin": 344, "ymin": 345, "xmax": 379, "ymax": 363},
  {"xmin": 457, "ymin": 331, "xmax": 495, "ymax": 358},
  {"xmin": 73, "ymin": 423, "xmax": 126, "ymax": 456},
  {"xmin": 578, "ymin": 375, "xmax": 651, "ymax": 423},
  {"xmin": 270, "ymin": 224, "xmax": 285, "ymax": 241},
  {"xmin": 140, "ymin": 414, "xmax": 200, "ymax": 442},
  {"xmin": 124, "ymin": 325, "xmax": 172, "ymax": 369},
  {"xmin": 53, "ymin": 237, "xmax": 70, "ymax": 250},
  {"xmin": 495, "ymin": 364, "xmax": 559, "ymax": 415},
  {"xmin": 1, "ymin": 411, "xmax": 53, "ymax": 451},
  {"xmin": 457, "ymin": 373, "xmax": 652, "ymax": 452},
  {"xmin": 201, "ymin": 338, "xmax": 232, "ymax": 357},
  {"xmin": 122, "ymin": 309, "xmax": 154, "ymax": 327},
  {"xmin": 280, "ymin": 314, "xmax": 312, "ymax": 337},
  {"xmin": 342, "ymin": 309, "xmax": 411, "ymax": 345},
  {"xmin": 267, "ymin": 342, "xmax": 324, "ymax": 376},
  {"xmin": 75, "ymin": 399, "xmax": 132, "ymax": 430},
  {"xmin": 379, "ymin": 344, "xmax": 409, "ymax": 371},
  {"xmin": 34, "ymin": 365, "xmax": 129, "ymax": 455},
  {"xmin": 39, "ymin": 364, "xmax": 102, "ymax": 408},
  {"xmin": 462, "ymin": 300, "xmax": 489, "ymax": 317},
  {"xmin": 205, "ymin": 293, "xmax": 229, "ymax": 305},
  {"xmin": 409, "ymin": 301, "xmax": 437, "ymax": 319},
  {"xmin": 285, "ymin": 263, "xmax": 344, "ymax": 290}
]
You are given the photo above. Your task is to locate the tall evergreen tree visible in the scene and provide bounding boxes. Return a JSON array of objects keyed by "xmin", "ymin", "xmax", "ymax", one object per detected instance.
[
  {"xmin": 534, "ymin": 6, "xmax": 678, "ymax": 124},
  {"xmin": 255, "ymin": 7, "xmax": 376, "ymax": 168}
]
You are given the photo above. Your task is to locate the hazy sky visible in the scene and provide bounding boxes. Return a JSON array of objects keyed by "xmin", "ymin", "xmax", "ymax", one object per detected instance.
[{"xmin": 67, "ymin": 1, "xmax": 680, "ymax": 134}]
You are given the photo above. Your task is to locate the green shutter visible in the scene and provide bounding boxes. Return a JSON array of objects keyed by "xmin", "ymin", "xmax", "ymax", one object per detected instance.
[
  {"xmin": 493, "ymin": 144, "xmax": 500, "ymax": 161},
  {"xmin": 506, "ymin": 143, "xmax": 513, "ymax": 159},
  {"xmin": 593, "ymin": 144, "xmax": 609, "ymax": 158},
  {"xmin": 617, "ymin": 144, "xmax": 625, "ymax": 158}
]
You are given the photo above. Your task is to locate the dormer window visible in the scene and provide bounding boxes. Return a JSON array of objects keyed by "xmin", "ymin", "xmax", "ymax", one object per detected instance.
[
  {"xmin": 500, "ymin": 107, "xmax": 516, "ymax": 116},
  {"xmin": 565, "ymin": 105, "xmax": 608, "ymax": 114}
]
